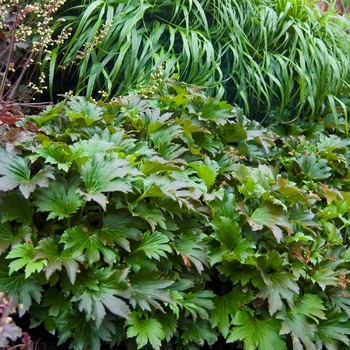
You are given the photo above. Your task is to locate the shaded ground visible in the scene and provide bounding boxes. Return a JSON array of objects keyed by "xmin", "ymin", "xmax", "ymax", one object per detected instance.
[{"xmin": 14, "ymin": 315, "xmax": 240, "ymax": 350}]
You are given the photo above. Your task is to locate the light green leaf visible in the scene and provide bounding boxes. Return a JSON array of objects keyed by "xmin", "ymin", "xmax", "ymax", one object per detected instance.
[
  {"xmin": 70, "ymin": 138, "xmax": 117, "ymax": 159},
  {"xmin": 126, "ymin": 312, "xmax": 165, "ymax": 350},
  {"xmin": 227, "ymin": 311, "xmax": 286, "ymax": 350},
  {"xmin": 33, "ymin": 183, "xmax": 84, "ymax": 220},
  {"xmin": 189, "ymin": 157, "xmax": 220, "ymax": 189},
  {"xmin": 35, "ymin": 141, "xmax": 76, "ymax": 172},
  {"xmin": 35, "ymin": 237, "xmax": 81, "ymax": 284},
  {"xmin": 246, "ymin": 202, "xmax": 293, "ymax": 242},
  {"xmin": 7, "ymin": 243, "xmax": 46, "ymax": 278},
  {"xmin": 0, "ymin": 149, "xmax": 54, "ymax": 198}
]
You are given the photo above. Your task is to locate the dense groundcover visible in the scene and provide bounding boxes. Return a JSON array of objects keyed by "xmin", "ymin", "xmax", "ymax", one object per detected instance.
[
  {"xmin": 2, "ymin": 77, "xmax": 350, "ymax": 349},
  {"xmin": 2, "ymin": 0, "xmax": 350, "ymax": 349}
]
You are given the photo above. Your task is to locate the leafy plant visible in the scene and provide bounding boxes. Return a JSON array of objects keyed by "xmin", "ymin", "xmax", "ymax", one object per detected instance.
[
  {"xmin": 44, "ymin": 0, "xmax": 350, "ymax": 124},
  {"xmin": 2, "ymin": 78, "xmax": 350, "ymax": 349}
]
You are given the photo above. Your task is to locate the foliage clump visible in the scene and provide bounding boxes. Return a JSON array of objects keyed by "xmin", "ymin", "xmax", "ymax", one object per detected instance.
[{"xmin": 1, "ymin": 78, "xmax": 350, "ymax": 349}]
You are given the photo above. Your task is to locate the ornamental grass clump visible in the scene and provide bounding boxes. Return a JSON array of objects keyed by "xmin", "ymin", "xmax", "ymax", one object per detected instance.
[{"xmin": 46, "ymin": 0, "xmax": 350, "ymax": 123}]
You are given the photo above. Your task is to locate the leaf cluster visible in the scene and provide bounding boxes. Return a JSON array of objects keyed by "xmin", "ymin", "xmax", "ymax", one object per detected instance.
[{"xmin": 2, "ymin": 78, "xmax": 350, "ymax": 349}]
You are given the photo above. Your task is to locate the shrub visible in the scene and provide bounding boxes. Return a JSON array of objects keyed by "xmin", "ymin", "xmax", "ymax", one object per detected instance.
[{"xmin": 1, "ymin": 78, "xmax": 350, "ymax": 349}]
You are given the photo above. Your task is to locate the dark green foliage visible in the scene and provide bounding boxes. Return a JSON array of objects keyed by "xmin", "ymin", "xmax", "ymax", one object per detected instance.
[{"xmin": 1, "ymin": 78, "xmax": 350, "ymax": 349}]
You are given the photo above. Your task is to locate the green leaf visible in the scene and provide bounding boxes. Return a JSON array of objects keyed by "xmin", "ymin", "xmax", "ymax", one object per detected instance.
[
  {"xmin": 99, "ymin": 211, "xmax": 142, "ymax": 252},
  {"xmin": 211, "ymin": 286, "xmax": 255, "ymax": 338},
  {"xmin": 139, "ymin": 156, "xmax": 181, "ymax": 174},
  {"xmin": 66, "ymin": 96, "xmax": 104, "ymax": 125},
  {"xmin": 0, "ymin": 192, "xmax": 34, "ymax": 225},
  {"xmin": 136, "ymin": 231, "xmax": 172, "ymax": 260},
  {"xmin": 0, "ymin": 265, "xmax": 43, "ymax": 311},
  {"xmin": 199, "ymin": 99, "xmax": 232, "ymax": 125},
  {"xmin": 0, "ymin": 149, "xmax": 54, "ymax": 198},
  {"xmin": 310, "ymin": 266, "xmax": 338, "ymax": 290},
  {"xmin": 189, "ymin": 157, "xmax": 220, "ymax": 189},
  {"xmin": 58, "ymin": 310, "xmax": 116, "ymax": 350},
  {"xmin": 245, "ymin": 202, "xmax": 293, "ymax": 243},
  {"xmin": 126, "ymin": 312, "xmax": 165, "ymax": 350},
  {"xmin": 209, "ymin": 192, "xmax": 239, "ymax": 221},
  {"xmin": 257, "ymin": 265, "xmax": 299, "ymax": 315},
  {"xmin": 181, "ymin": 290, "xmax": 215, "ymax": 322},
  {"xmin": 154, "ymin": 313, "xmax": 177, "ymax": 342},
  {"xmin": 60, "ymin": 226, "xmax": 117, "ymax": 266},
  {"xmin": 175, "ymin": 232, "xmax": 209, "ymax": 274},
  {"xmin": 181, "ymin": 318, "xmax": 218, "ymax": 346},
  {"xmin": 70, "ymin": 138, "xmax": 117, "ymax": 159},
  {"xmin": 42, "ymin": 288, "xmax": 72, "ymax": 317},
  {"xmin": 138, "ymin": 173, "xmax": 202, "ymax": 211},
  {"xmin": 293, "ymin": 294, "xmax": 326, "ymax": 323},
  {"xmin": 210, "ymin": 217, "xmax": 241, "ymax": 250},
  {"xmin": 35, "ymin": 237, "xmax": 81, "ymax": 284},
  {"xmin": 33, "ymin": 183, "xmax": 84, "ymax": 220},
  {"xmin": 35, "ymin": 141, "xmax": 76, "ymax": 172},
  {"xmin": 72, "ymin": 286, "xmax": 130, "ymax": 327},
  {"xmin": 317, "ymin": 309, "xmax": 350, "ymax": 349},
  {"xmin": 296, "ymin": 153, "xmax": 331, "ymax": 180},
  {"xmin": 129, "ymin": 270, "xmax": 173, "ymax": 312},
  {"xmin": 79, "ymin": 154, "xmax": 141, "ymax": 210},
  {"xmin": 131, "ymin": 203, "xmax": 167, "ymax": 231},
  {"xmin": 7, "ymin": 243, "xmax": 46, "ymax": 278},
  {"xmin": 227, "ymin": 311, "xmax": 286, "ymax": 350},
  {"xmin": 0, "ymin": 222, "xmax": 15, "ymax": 255},
  {"xmin": 329, "ymin": 289, "xmax": 350, "ymax": 316},
  {"xmin": 276, "ymin": 307, "xmax": 317, "ymax": 350}
]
